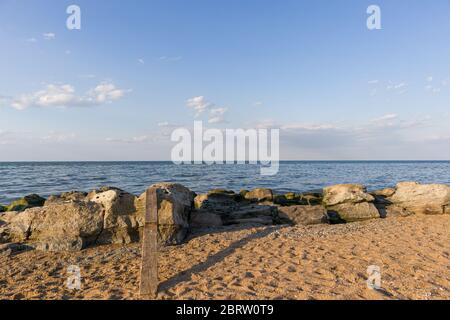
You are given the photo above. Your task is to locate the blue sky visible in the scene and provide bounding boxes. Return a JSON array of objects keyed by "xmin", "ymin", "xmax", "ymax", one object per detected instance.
[{"xmin": 1, "ymin": 0, "xmax": 450, "ymax": 160}]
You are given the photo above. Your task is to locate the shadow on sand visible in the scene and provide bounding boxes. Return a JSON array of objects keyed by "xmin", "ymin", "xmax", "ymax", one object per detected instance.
[{"xmin": 158, "ymin": 225, "xmax": 287, "ymax": 292}]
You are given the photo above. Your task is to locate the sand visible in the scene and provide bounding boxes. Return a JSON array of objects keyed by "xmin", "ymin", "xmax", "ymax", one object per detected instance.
[{"xmin": 1, "ymin": 214, "xmax": 449, "ymax": 300}]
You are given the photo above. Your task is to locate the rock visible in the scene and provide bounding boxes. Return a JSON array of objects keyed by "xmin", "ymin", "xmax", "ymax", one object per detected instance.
[
  {"xmin": 0, "ymin": 205, "xmax": 6, "ymax": 213},
  {"xmin": 190, "ymin": 210, "xmax": 223, "ymax": 228},
  {"xmin": 326, "ymin": 202, "xmax": 380, "ymax": 223},
  {"xmin": 86, "ymin": 188, "xmax": 139, "ymax": 244},
  {"xmin": 44, "ymin": 191, "xmax": 87, "ymax": 205},
  {"xmin": 194, "ymin": 192, "xmax": 241, "ymax": 212},
  {"xmin": 371, "ymin": 187, "xmax": 412, "ymax": 218},
  {"xmin": 244, "ymin": 188, "xmax": 273, "ymax": 202},
  {"xmin": 388, "ymin": 182, "xmax": 450, "ymax": 215},
  {"xmin": 225, "ymin": 204, "xmax": 277, "ymax": 225},
  {"xmin": 376, "ymin": 204, "xmax": 413, "ymax": 218},
  {"xmin": 299, "ymin": 192, "xmax": 323, "ymax": 206},
  {"xmin": 322, "ymin": 184, "xmax": 379, "ymax": 222},
  {"xmin": 372, "ymin": 188, "xmax": 396, "ymax": 198},
  {"xmin": 0, "ymin": 211, "xmax": 33, "ymax": 243},
  {"xmin": 29, "ymin": 202, "xmax": 104, "ymax": 251},
  {"xmin": 323, "ymin": 184, "xmax": 374, "ymax": 206},
  {"xmin": 6, "ymin": 194, "xmax": 46, "ymax": 212},
  {"xmin": 273, "ymin": 195, "xmax": 289, "ymax": 206},
  {"xmin": 274, "ymin": 193, "xmax": 307, "ymax": 206},
  {"xmin": 239, "ymin": 189, "xmax": 249, "ymax": 198},
  {"xmin": 274, "ymin": 192, "xmax": 322, "ymax": 206},
  {"xmin": 193, "ymin": 191, "xmax": 278, "ymax": 226},
  {"xmin": 136, "ymin": 183, "xmax": 195, "ymax": 245},
  {"xmin": 208, "ymin": 189, "xmax": 235, "ymax": 196},
  {"xmin": 284, "ymin": 192, "xmax": 297, "ymax": 201},
  {"xmin": 277, "ymin": 205, "xmax": 327, "ymax": 225},
  {"xmin": 194, "ymin": 194, "xmax": 209, "ymax": 209},
  {"xmin": 0, "ymin": 201, "xmax": 104, "ymax": 251}
]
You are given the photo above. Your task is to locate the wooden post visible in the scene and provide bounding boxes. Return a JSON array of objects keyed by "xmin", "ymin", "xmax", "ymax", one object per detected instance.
[{"xmin": 139, "ymin": 187, "xmax": 158, "ymax": 299}]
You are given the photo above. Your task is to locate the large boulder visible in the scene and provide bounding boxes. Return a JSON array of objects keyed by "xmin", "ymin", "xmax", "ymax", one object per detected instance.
[
  {"xmin": 45, "ymin": 191, "xmax": 87, "ymax": 205},
  {"xmin": 136, "ymin": 183, "xmax": 195, "ymax": 245},
  {"xmin": 194, "ymin": 191, "xmax": 241, "ymax": 212},
  {"xmin": 0, "ymin": 201, "xmax": 104, "ymax": 251},
  {"xmin": 388, "ymin": 182, "xmax": 450, "ymax": 215},
  {"xmin": 326, "ymin": 202, "xmax": 380, "ymax": 223},
  {"xmin": 244, "ymin": 188, "xmax": 273, "ymax": 202},
  {"xmin": 371, "ymin": 187, "xmax": 413, "ymax": 218},
  {"xmin": 86, "ymin": 188, "xmax": 140, "ymax": 244},
  {"xmin": 6, "ymin": 194, "xmax": 46, "ymax": 212},
  {"xmin": 277, "ymin": 205, "xmax": 327, "ymax": 225},
  {"xmin": 193, "ymin": 190, "xmax": 277, "ymax": 227},
  {"xmin": 323, "ymin": 184, "xmax": 374, "ymax": 206},
  {"xmin": 0, "ymin": 211, "xmax": 31, "ymax": 243},
  {"xmin": 225, "ymin": 204, "xmax": 277, "ymax": 225},
  {"xmin": 274, "ymin": 192, "xmax": 322, "ymax": 206},
  {"xmin": 323, "ymin": 184, "xmax": 379, "ymax": 222},
  {"xmin": 190, "ymin": 210, "xmax": 223, "ymax": 228}
]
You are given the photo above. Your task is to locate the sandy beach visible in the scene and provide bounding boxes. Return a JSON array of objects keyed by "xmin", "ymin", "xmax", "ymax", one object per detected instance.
[{"xmin": 1, "ymin": 214, "xmax": 449, "ymax": 300}]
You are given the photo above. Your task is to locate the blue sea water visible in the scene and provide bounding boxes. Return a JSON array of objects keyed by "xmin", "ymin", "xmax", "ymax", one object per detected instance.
[{"xmin": 1, "ymin": 161, "xmax": 450, "ymax": 204}]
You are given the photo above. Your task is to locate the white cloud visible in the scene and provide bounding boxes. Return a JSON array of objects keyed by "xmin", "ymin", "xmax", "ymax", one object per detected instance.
[
  {"xmin": 26, "ymin": 38, "xmax": 37, "ymax": 43},
  {"xmin": 186, "ymin": 96, "xmax": 229, "ymax": 124},
  {"xmin": 424, "ymin": 77, "xmax": 447, "ymax": 93},
  {"xmin": 368, "ymin": 80, "xmax": 379, "ymax": 84},
  {"xmin": 138, "ymin": 58, "xmax": 145, "ymax": 64},
  {"xmin": 187, "ymin": 96, "xmax": 212, "ymax": 117},
  {"xmin": 281, "ymin": 123, "xmax": 340, "ymax": 131},
  {"xmin": 41, "ymin": 131, "xmax": 76, "ymax": 142},
  {"xmin": 253, "ymin": 101, "xmax": 263, "ymax": 106},
  {"xmin": 11, "ymin": 82, "xmax": 128, "ymax": 110},
  {"xmin": 386, "ymin": 81, "xmax": 407, "ymax": 93},
  {"xmin": 43, "ymin": 33, "xmax": 56, "ymax": 40},
  {"xmin": 106, "ymin": 135, "xmax": 155, "ymax": 144},
  {"xmin": 425, "ymin": 84, "xmax": 442, "ymax": 94},
  {"xmin": 370, "ymin": 113, "xmax": 398, "ymax": 122},
  {"xmin": 208, "ymin": 107, "xmax": 228, "ymax": 124}
]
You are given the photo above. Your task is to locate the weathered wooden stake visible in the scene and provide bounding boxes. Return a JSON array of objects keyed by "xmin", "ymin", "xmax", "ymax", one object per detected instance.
[{"xmin": 139, "ymin": 187, "xmax": 158, "ymax": 299}]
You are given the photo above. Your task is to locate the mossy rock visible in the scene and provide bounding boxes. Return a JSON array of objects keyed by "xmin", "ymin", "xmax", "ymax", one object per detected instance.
[
  {"xmin": 285, "ymin": 192, "xmax": 299, "ymax": 201},
  {"xmin": 244, "ymin": 188, "xmax": 273, "ymax": 202},
  {"xmin": 298, "ymin": 193, "xmax": 323, "ymax": 206},
  {"xmin": 274, "ymin": 195, "xmax": 288, "ymax": 205},
  {"xmin": 239, "ymin": 189, "xmax": 249, "ymax": 197},
  {"xmin": 207, "ymin": 189, "xmax": 235, "ymax": 196},
  {"xmin": 7, "ymin": 194, "xmax": 46, "ymax": 212},
  {"xmin": 0, "ymin": 204, "xmax": 6, "ymax": 213}
]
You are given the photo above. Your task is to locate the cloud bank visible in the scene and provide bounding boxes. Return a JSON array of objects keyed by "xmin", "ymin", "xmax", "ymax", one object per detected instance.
[{"xmin": 10, "ymin": 82, "xmax": 128, "ymax": 110}]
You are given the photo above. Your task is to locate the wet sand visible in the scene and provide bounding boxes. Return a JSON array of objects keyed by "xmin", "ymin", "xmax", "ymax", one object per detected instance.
[{"xmin": 1, "ymin": 214, "xmax": 449, "ymax": 300}]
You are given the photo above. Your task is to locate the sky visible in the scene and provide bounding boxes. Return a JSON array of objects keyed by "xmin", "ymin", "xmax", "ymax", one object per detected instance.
[{"xmin": 1, "ymin": 0, "xmax": 450, "ymax": 161}]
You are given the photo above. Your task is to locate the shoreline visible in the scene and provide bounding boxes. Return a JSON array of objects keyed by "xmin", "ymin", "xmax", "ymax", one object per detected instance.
[{"xmin": 1, "ymin": 181, "xmax": 449, "ymax": 300}]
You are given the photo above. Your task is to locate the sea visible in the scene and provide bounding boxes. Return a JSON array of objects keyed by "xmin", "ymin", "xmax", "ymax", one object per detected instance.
[{"xmin": 1, "ymin": 161, "xmax": 450, "ymax": 204}]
